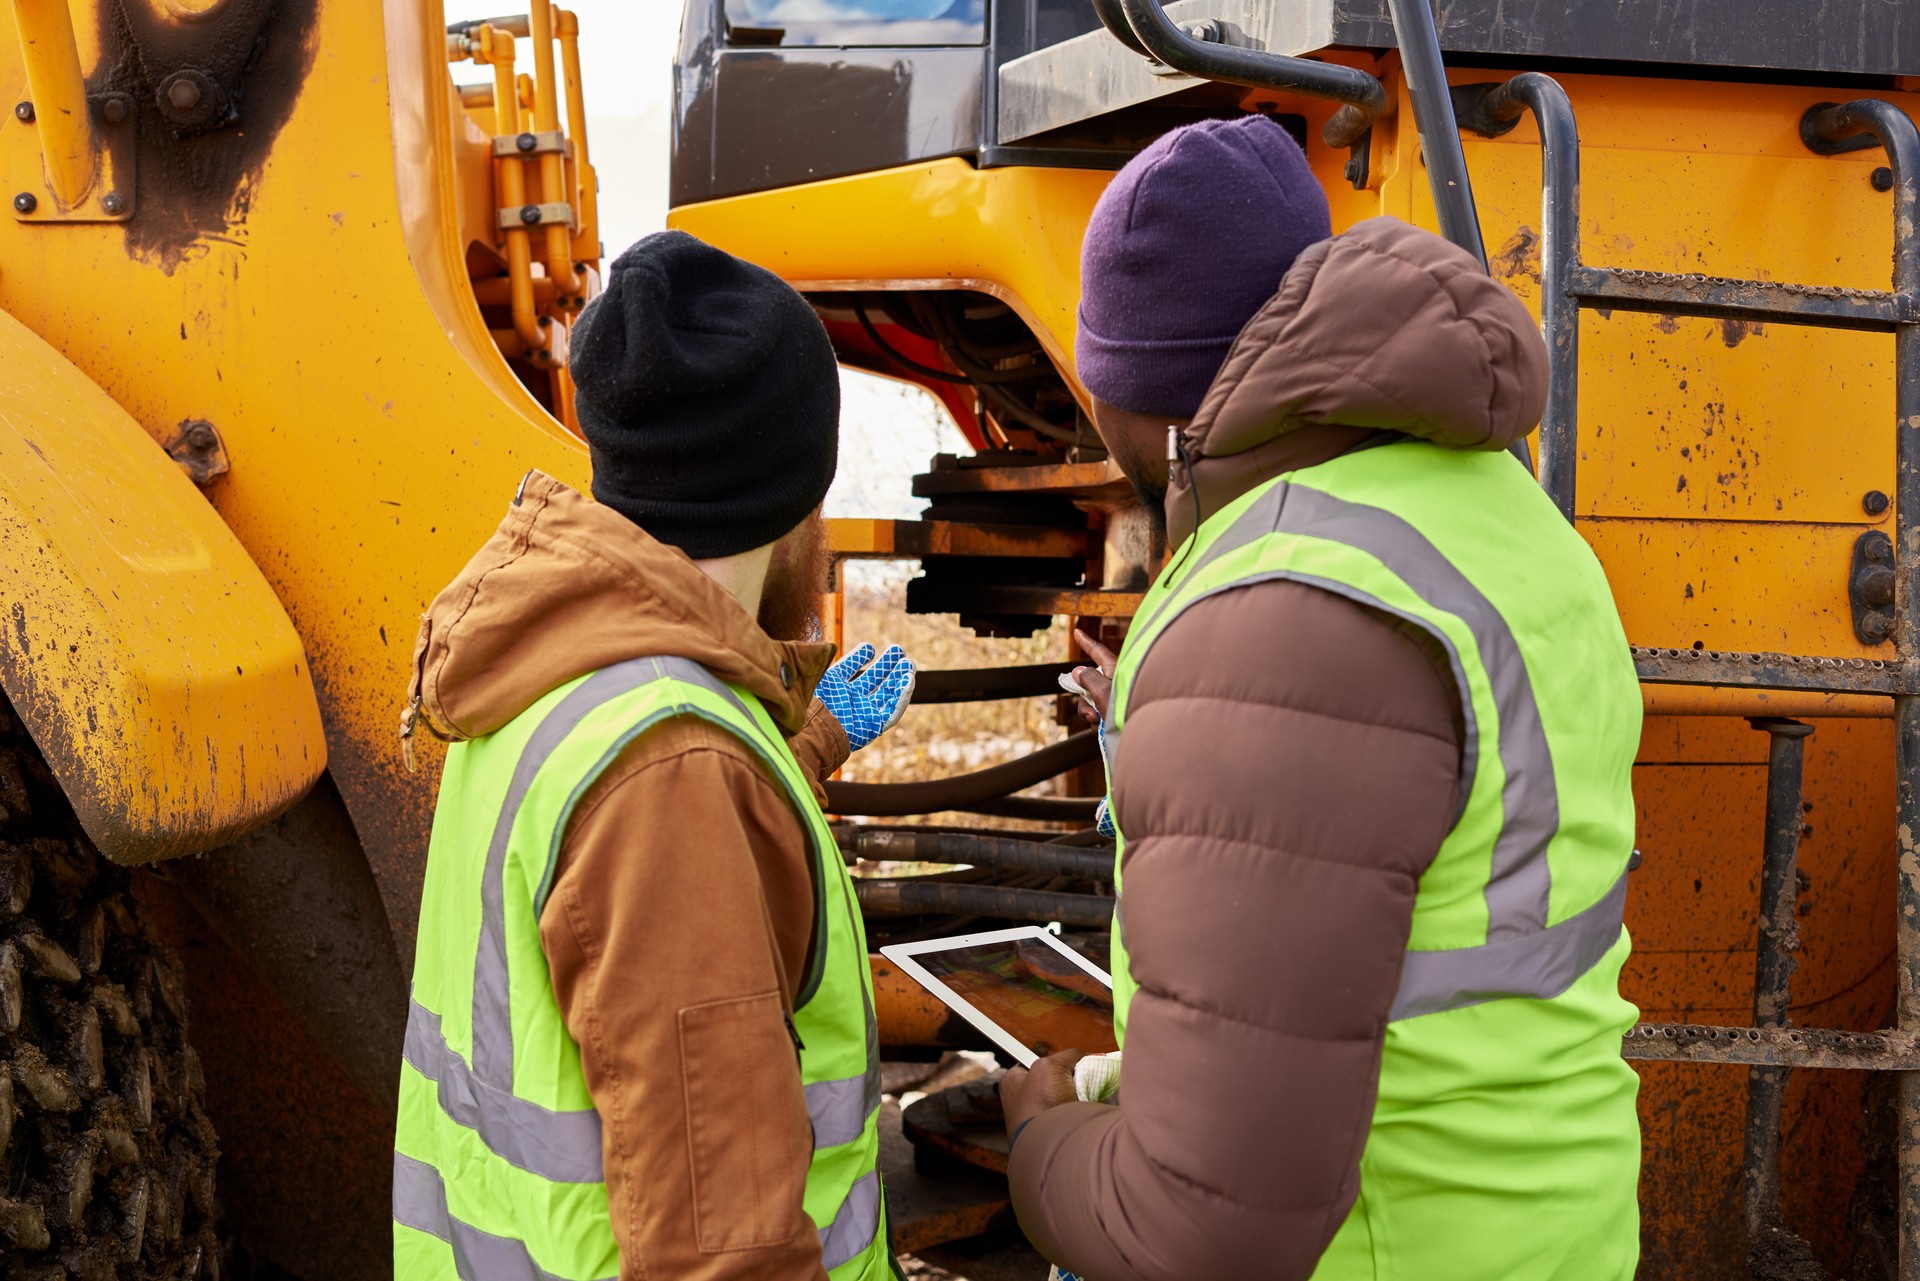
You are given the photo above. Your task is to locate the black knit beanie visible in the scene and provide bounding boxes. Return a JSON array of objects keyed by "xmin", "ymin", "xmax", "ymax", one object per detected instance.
[{"xmin": 569, "ymin": 231, "xmax": 839, "ymax": 559}]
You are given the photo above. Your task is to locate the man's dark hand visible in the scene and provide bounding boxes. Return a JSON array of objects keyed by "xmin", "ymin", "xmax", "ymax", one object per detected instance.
[
  {"xmin": 1069, "ymin": 631, "xmax": 1118, "ymax": 727},
  {"xmin": 1001, "ymin": 1049, "xmax": 1087, "ymax": 1142}
]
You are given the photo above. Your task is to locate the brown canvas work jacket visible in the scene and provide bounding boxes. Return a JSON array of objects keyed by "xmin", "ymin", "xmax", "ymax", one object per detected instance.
[
  {"xmin": 409, "ymin": 472, "xmax": 850, "ymax": 1281},
  {"xmin": 1009, "ymin": 218, "xmax": 1551, "ymax": 1279}
]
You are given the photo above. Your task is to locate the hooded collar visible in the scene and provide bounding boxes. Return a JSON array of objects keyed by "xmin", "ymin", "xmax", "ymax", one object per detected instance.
[
  {"xmin": 1164, "ymin": 217, "xmax": 1549, "ymax": 545},
  {"xmin": 404, "ymin": 472, "xmax": 831, "ymax": 750}
]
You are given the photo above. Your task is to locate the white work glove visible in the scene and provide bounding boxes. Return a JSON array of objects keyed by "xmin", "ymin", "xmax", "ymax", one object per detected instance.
[
  {"xmin": 1063, "ymin": 630, "xmax": 1120, "ymax": 838},
  {"xmin": 816, "ymin": 643, "xmax": 915, "ymax": 751}
]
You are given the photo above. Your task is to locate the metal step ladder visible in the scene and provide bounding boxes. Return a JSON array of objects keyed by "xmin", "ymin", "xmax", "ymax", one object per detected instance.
[{"xmin": 1451, "ymin": 77, "xmax": 1920, "ymax": 1272}]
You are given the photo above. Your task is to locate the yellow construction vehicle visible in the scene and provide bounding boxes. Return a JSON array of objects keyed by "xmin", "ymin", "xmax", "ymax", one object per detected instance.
[
  {"xmin": 1, "ymin": 0, "xmax": 1918, "ymax": 1277},
  {"xmin": 0, "ymin": 1, "xmax": 605, "ymax": 1274},
  {"xmin": 668, "ymin": 1, "xmax": 1920, "ymax": 1277}
]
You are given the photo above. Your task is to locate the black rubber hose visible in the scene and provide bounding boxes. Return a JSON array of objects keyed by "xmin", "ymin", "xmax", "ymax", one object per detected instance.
[
  {"xmin": 959, "ymin": 796, "xmax": 1103, "ymax": 822},
  {"xmin": 911, "ymin": 662, "xmax": 1077, "ymax": 704},
  {"xmin": 848, "ymin": 829, "xmax": 1113, "ymax": 881},
  {"xmin": 853, "ymin": 880, "xmax": 1114, "ymax": 928},
  {"xmin": 823, "ymin": 731, "xmax": 1099, "ymax": 817}
]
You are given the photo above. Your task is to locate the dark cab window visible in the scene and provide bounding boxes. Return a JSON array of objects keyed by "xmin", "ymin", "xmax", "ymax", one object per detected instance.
[{"xmin": 724, "ymin": 0, "xmax": 987, "ymax": 46}]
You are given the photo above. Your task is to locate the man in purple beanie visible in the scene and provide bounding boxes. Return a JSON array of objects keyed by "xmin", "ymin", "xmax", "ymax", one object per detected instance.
[{"xmin": 998, "ymin": 115, "xmax": 1645, "ymax": 1281}]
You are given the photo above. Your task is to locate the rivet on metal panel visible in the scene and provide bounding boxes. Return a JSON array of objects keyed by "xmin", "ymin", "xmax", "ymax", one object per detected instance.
[
  {"xmin": 11, "ymin": 192, "xmax": 33, "ymax": 214},
  {"xmin": 515, "ymin": 132, "xmax": 537, "ymax": 152},
  {"xmin": 1870, "ymin": 489, "xmax": 1894, "ymax": 516},
  {"xmin": 10, "ymin": 101, "xmax": 29, "ymax": 123},
  {"xmin": 99, "ymin": 193, "xmax": 122, "ymax": 215}
]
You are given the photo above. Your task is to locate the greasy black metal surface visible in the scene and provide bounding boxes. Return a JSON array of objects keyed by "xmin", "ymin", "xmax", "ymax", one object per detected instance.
[
  {"xmin": 853, "ymin": 879, "xmax": 1114, "ymax": 928},
  {"xmin": 1106, "ymin": 0, "xmax": 1384, "ymax": 149},
  {"xmin": 845, "ymin": 828, "xmax": 1113, "ymax": 881},
  {"xmin": 1570, "ymin": 265, "xmax": 1908, "ymax": 332},
  {"xmin": 1387, "ymin": 0, "xmax": 1485, "ymax": 268},
  {"xmin": 163, "ymin": 775, "xmax": 405, "ymax": 1116},
  {"xmin": 1458, "ymin": 75, "xmax": 1580, "ymax": 517},
  {"xmin": 912, "ymin": 662, "xmax": 1077, "ymax": 704},
  {"xmin": 1853, "ymin": 530, "xmax": 1898, "ymax": 646},
  {"xmin": 823, "ymin": 731, "xmax": 1098, "ymax": 817},
  {"xmin": 1799, "ymin": 95, "xmax": 1920, "ymax": 1281},
  {"xmin": 1326, "ymin": 0, "xmax": 1920, "ymax": 78},
  {"xmin": 1623, "ymin": 1024, "xmax": 1920, "ymax": 1071},
  {"xmin": 1742, "ymin": 721, "xmax": 1812, "ymax": 1241}
]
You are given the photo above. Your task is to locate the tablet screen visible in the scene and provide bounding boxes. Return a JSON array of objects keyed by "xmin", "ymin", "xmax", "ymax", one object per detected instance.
[{"xmin": 915, "ymin": 936, "xmax": 1118, "ymax": 1059}]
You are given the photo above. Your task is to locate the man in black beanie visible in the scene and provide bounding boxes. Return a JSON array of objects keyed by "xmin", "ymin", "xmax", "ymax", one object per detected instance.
[{"xmin": 398, "ymin": 232, "xmax": 912, "ymax": 1280}]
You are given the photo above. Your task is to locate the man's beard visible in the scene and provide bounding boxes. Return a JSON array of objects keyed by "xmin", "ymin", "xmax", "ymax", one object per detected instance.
[
  {"xmin": 758, "ymin": 512, "xmax": 829, "ymax": 642},
  {"xmin": 1128, "ymin": 476, "xmax": 1169, "ymax": 544}
]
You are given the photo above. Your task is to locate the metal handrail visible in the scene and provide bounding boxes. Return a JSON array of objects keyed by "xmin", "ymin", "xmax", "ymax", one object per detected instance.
[
  {"xmin": 1384, "ymin": 0, "xmax": 1484, "ymax": 267},
  {"xmin": 1107, "ymin": 0, "xmax": 1384, "ymax": 150},
  {"xmin": 1457, "ymin": 74, "xmax": 1580, "ymax": 514}
]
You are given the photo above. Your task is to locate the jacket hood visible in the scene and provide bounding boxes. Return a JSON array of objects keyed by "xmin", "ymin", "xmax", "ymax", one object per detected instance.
[
  {"xmin": 1166, "ymin": 218, "xmax": 1548, "ymax": 542},
  {"xmin": 403, "ymin": 472, "xmax": 830, "ymax": 752}
]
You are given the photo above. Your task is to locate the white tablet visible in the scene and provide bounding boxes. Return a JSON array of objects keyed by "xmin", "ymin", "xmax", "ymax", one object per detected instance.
[{"xmin": 880, "ymin": 926, "xmax": 1117, "ymax": 1067}]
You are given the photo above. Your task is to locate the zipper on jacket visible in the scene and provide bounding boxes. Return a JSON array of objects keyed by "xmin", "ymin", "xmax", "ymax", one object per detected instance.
[{"xmin": 782, "ymin": 1009, "xmax": 806, "ymax": 1069}]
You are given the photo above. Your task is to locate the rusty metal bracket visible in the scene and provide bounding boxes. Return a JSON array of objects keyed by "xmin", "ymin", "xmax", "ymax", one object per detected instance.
[
  {"xmin": 1623, "ymin": 1022, "xmax": 1920, "ymax": 1070},
  {"xmin": 1632, "ymin": 645, "xmax": 1905, "ymax": 695},
  {"xmin": 1570, "ymin": 264, "xmax": 1912, "ymax": 332},
  {"xmin": 495, "ymin": 201, "xmax": 573, "ymax": 230},
  {"xmin": 1853, "ymin": 529, "xmax": 1898, "ymax": 645},
  {"xmin": 162, "ymin": 420, "xmax": 229, "ymax": 486},
  {"xmin": 4, "ymin": 91, "xmax": 135, "ymax": 223},
  {"xmin": 489, "ymin": 129, "xmax": 565, "ymax": 158}
]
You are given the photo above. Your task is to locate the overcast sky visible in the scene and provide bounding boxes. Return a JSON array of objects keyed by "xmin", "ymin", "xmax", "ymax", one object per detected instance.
[{"xmin": 442, "ymin": 0, "xmax": 963, "ymax": 526}]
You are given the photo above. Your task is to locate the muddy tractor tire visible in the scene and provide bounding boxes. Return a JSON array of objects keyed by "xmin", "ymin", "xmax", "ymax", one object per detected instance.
[{"xmin": 0, "ymin": 698, "xmax": 221, "ymax": 1280}]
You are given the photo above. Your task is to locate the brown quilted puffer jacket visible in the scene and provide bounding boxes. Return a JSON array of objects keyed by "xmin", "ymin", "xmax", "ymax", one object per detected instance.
[{"xmin": 1006, "ymin": 218, "xmax": 1551, "ymax": 1281}]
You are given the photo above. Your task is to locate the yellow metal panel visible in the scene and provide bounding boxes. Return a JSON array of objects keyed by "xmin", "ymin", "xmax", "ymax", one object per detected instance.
[
  {"xmin": 0, "ymin": 2, "xmax": 588, "ymax": 938},
  {"xmin": 0, "ymin": 307, "xmax": 324, "ymax": 863},
  {"xmin": 669, "ymin": 160, "xmax": 1113, "ymax": 403}
]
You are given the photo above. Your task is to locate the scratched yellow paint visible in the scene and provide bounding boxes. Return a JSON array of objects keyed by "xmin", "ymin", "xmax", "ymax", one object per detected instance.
[
  {"xmin": 0, "ymin": 2, "xmax": 588, "ymax": 938},
  {"xmin": 0, "ymin": 303, "xmax": 323, "ymax": 863}
]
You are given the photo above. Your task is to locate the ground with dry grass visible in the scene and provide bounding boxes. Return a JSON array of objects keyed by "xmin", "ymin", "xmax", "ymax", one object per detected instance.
[{"xmin": 836, "ymin": 571, "xmax": 1080, "ymax": 827}]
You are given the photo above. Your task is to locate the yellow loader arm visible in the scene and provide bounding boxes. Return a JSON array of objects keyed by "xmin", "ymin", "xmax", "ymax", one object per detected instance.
[{"xmin": 0, "ymin": 307, "xmax": 325, "ymax": 864}]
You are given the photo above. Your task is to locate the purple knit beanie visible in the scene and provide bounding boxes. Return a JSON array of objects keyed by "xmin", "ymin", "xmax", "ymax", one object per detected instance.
[{"xmin": 1076, "ymin": 115, "xmax": 1332, "ymax": 418}]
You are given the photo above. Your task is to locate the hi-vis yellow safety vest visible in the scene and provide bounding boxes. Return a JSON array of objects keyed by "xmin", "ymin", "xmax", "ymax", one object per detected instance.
[
  {"xmin": 1109, "ymin": 440, "xmax": 1644, "ymax": 1281},
  {"xmin": 394, "ymin": 655, "xmax": 894, "ymax": 1281}
]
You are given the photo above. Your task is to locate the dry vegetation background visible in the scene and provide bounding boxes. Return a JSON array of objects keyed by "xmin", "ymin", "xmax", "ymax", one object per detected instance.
[{"xmin": 836, "ymin": 569, "xmax": 1076, "ymax": 822}]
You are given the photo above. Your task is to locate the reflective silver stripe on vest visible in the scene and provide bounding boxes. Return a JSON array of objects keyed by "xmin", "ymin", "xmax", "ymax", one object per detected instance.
[
  {"xmin": 403, "ymin": 999, "xmax": 603, "ymax": 1183},
  {"xmin": 1122, "ymin": 477, "xmax": 1626, "ymax": 1018},
  {"xmin": 819, "ymin": 1169, "xmax": 882, "ymax": 1271},
  {"xmin": 457, "ymin": 653, "xmax": 881, "ymax": 1204},
  {"xmin": 394, "ymin": 1151, "xmax": 615, "ymax": 1281},
  {"xmin": 805, "ymin": 1042, "xmax": 882, "ymax": 1150},
  {"xmin": 472, "ymin": 657, "xmax": 697, "ymax": 1087},
  {"xmin": 1393, "ymin": 869, "xmax": 1630, "ymax": 1020},
  {"xmin": 1161, "ymin": 479, "xmax": 1558, "ymax": 937}
]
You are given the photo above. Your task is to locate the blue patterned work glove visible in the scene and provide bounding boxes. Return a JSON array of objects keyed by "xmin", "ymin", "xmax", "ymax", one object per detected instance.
[{"xmin": 816, "ymin": 643, "xmax": 916, "ymax": 751}]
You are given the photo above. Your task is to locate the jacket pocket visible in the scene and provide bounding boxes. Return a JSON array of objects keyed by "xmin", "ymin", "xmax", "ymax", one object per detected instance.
[{"xmin": 679, "ymin": 991, "xmax": 812, "ymax": 1253}]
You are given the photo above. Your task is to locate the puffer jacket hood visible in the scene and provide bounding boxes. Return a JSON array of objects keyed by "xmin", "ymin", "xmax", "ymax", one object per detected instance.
[
  {"xmin": 402, "ymin": 471, "xmax": 831, "ymax": 757},
  {"xmin": 1167, "ymin": 217, "xmax": 1548, "ymax": 543}
]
